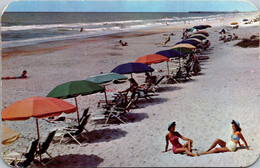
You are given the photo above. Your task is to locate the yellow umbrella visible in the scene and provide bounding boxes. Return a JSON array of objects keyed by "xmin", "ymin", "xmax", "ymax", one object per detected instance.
[
  {"xmin": 187, "ymin": 38, "xmax": 202, "ymax": 43},
  {"xmin": 231, "ymin": 22, "xmax": 238, "ymax": 25},
  {"xmin": 172, "ymin": 43, "xmax": 196, "ymax": 49},
  {"xmin": 1, "ymin": 124, "xmax": 20, "ymax": 145},
  {"xmin": 190, "ymin": 34, "xmax": 207, "ymax": 39}
]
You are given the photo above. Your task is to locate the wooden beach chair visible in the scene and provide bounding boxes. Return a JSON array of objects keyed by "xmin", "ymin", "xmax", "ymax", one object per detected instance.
[
  {"xmin": 35, "ymin": 130, "xmax": 57, "ymax": 165},
  {"xmin": 58, "ymin": 114, "xmax": 91, "ymax": 146},
  {"xmin": 4, "ymin": 139, "xmax": 39, "ymax": 167}
]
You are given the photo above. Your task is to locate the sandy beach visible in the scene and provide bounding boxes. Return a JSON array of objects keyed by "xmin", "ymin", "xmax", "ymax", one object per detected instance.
[{"xmin": 1, "ymin": 12, "xmax": 260, "ymax": 167}]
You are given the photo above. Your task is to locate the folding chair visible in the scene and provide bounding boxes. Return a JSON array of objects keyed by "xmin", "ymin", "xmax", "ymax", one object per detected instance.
[
  {"xmin": 59, "ymin": 114, "xmax": 91, "ymax": 146},
  {"xmin": 4, "ymin": 139, "xmax": 39, "ymax": 167},
  {"xmin": 35, "ymin": 130, "xmax": 57, "ymax": 165}
]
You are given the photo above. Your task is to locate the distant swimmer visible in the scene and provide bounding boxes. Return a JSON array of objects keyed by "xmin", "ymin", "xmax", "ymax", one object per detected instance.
[{"xmin": 80, "ymin": 28, "xmax": 83, "ymax": 32}]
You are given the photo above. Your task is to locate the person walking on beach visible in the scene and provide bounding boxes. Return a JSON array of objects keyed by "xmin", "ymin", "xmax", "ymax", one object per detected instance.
[
  {"xmin": 162, "ymin": 121, "xmax": 197, "ymax": 157},
  {"xmin": 200, "ymin": 120, "xmax": 250, "ymax": 155}
]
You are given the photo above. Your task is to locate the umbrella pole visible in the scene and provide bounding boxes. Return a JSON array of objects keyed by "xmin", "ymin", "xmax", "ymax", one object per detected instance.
[
  {"xmin": 131, "ymin": 73, "xmax": 133, "ymax": 78},
  {"xmin": 167, "ymin": 61, "xmax": 170, "ymax": 76},
  {"xmin": 104, "ymin": 85, "xmax": 108, "ymax": 104},
  {"xmin": 75, "ymin": 97, "xmax": 80, "ymax": 124},
  {"xmin": 36, "ymin": 119, "xmax": 42, "ymax": 162}
]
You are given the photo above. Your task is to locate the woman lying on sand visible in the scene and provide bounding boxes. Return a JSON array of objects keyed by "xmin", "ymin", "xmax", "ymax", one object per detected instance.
[
  {"xmin": 200, "ymin": 120, "xmax": 250, "ymax": 155},
  {"xmin": 162, "ymin": 121, "xmax": 197, "ymax": 157},
  {"xmin": 1, "ymin": 70, "xmax": 27, "ymax": 80}
]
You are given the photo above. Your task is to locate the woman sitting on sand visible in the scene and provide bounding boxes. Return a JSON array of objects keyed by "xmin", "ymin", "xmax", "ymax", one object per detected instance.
[
  {"xmin": 162, "ymin": 121, "xmax": 197, "ymax": 157},
  {"xmin": 200, "ymin": 120, "xmax": 250, "ymax": 155}
]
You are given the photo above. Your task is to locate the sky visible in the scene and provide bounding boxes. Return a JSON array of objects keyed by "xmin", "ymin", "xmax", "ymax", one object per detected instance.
[{"xmin": 4, "ymin": 0, "xmax": 259, "ymax": 12}]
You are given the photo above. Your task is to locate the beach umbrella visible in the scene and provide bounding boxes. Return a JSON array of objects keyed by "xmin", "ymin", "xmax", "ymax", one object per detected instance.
[
  {"xmin": 135, "ymin": 54, "xmax": 169, "ymax": 65},
  {"xmin": 86, "ymin": 73, "xmax": 127, "ymax": 85},
  {"xmin": 175, "ymin": 40, "xmax": 198, "ymax": 47},
  {"xmin": 155, "ymin": 50, "xmax": 186, "ymax": 58},
  {"xmin": 186, "ymin": 38, "xmax": 202, "ymax": 43},
  {"xmin": 86, "ymin": 73, "xmax": 127, "ymax": 104},
  {"xmin": 111, "ymin": 62, "xmax": 154, "ymax": 78},
  {"xmin": 231, "ymin": 22, "xmax": 238, "ymax": 25},
  {"xmin": 189, "ymin": 34, "xmax": 207, "ymax": 40},
  {"xmin": 193, "ymin": 25, "xmax": 211, "ymax": 29},
  {"xmin": 172, "ymin": 43, "xmax": 196, "ymax": 50},
  {"xmin": 47, "ymin": 80, "xmax": 105, "ymax": 123},
  {"xmin": 186, "ymin": 27, "xmax": 198, "ymax": 35},
  {"xmin": 1, "ymin": 96, "xmax": 77, "ymax": 161},
  {"xmin": 170, "ymin": 47, "xmax": 193, "ymax": 55},
  {"xmin": 135, "ymin": 54, "xmax": 169, "ymax": 75},
  {"xmin": 155, "ymin": 50, "xmax": 186, "ymax": 75},
  {"xmin": 1, "ymin": 124, "xmax": 20, "ymax": 145},
  {"xmin": 193, "ymin": 31, "xmax": 209, "ymax": 37}
]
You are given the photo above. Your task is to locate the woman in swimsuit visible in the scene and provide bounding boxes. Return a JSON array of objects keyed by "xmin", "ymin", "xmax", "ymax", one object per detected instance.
[
  {"xmin": 200, "ymin": 120, "xmax": 250, "ymax": 155},
  {"xmin": 162, "ymin": 121, "xmax": 197, "ymax": 156}
]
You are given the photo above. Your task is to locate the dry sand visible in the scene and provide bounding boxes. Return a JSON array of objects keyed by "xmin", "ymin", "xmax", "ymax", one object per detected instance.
[{"xmin": 1, "ymin": 13, "xmax": 260, "ymax": 167}]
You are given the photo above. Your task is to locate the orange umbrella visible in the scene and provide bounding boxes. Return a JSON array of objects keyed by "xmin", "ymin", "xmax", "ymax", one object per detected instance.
[
  {"xmin": 135, "ymin": 54, "xmax": 169, "ymax": 65},
  {"xmin": 194, "ymin": 30, "xmax": 209, "ymax": 36},
  {"xmin": 1, "ymin": 96, "xmax": 77, "ymax": 161},
  {"xmin": 135, "ymin": 54, "xmax": 170, "ymax": 75}
]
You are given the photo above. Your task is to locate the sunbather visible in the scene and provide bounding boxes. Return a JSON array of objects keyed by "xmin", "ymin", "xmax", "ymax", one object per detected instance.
[
  {"xmin": 162, "ymin": 121, "xmax": 197, "ymax": 157},
  {"xmin": 233, "ymin": 33, "xmax": 238, "ymax": 39},
  {"xmin": 1, "ymin": 70, "xmax": 28, "ymax": 80},
  {"xmin": 200, "ymin": 120, "xmax": 250, "ymax": 155},
  {"xmin": 203, "ymin": 40, "xmax": 211, "ymax": 50},
  {"xmin": 119, "ymin": 78, "xmax": 138, "ymax": 94},
  {"xmin": 118, "ymin": 40, "xmax": 128, "ymax": 46}
]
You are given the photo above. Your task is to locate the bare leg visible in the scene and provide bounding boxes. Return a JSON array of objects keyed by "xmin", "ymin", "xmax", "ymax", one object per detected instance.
[
  {"xmin": 182, "ymin": 141, "xmax": 192, "ymax": 152},
  {"xmin": 200, "ymin": 147, "xmax": 230, "ymax": 155},
  {"xmin": 174, "ymin": 148, "xmax": 197, "ymax": 157},
  {"xmin": 206, "ymin": 139, "xmax": 226, "ymax": 152}
]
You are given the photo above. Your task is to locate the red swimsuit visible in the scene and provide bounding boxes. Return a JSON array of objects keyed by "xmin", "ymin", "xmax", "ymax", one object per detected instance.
[{"xmin": 169, "ymin": 135, "xmax": 182, "ymax": 153}]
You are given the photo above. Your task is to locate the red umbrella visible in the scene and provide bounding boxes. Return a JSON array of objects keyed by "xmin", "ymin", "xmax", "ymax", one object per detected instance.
[
  {"xmin": 135, "ymin": 54, "xmax": 169, "ymax": 65},
  {"xmin": 135, "ymin": 54, "xmax": 170, "ymax": 74}
]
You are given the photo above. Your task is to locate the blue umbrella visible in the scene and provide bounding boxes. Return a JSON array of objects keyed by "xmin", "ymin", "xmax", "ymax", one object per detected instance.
[
  {"xmin": 193, "ymin": 25, "xmax": 211, "ymax": 29},
  {"xmin": 156, "ymin": 50, "xmax": 186, "ymax": 75},
  {"xmin": 175, "ymin": 40, "xmax": 198, "ymax": 47},
  {"xmin": 156, "ymin": 50, "xmax": 185, "ymax": 58},
  {"xmin": 111, "ymin": 62, "xmax": 154, "ymax": 77}
]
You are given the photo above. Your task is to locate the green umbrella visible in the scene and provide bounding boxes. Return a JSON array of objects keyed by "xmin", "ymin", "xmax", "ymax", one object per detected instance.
[
  {"xmin": 86, "ymin": 73, "xmax": 127, "ymax": 104},
  {"xmin": 170, "ymin": 47, "xmax": 193, "ymax": 55},
  {"xmin": 86, "ymin": 73, "xmax": 127, "ymax": 85},
  {"xmin": 47, "ymin": 80, "xmax": 105, "ymax": 123}
]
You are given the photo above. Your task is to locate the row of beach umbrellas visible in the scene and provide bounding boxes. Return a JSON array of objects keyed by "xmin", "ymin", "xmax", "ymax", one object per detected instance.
[{"xmin": 1, "ymin": 25, "xmax": 210, "ymax": 162}]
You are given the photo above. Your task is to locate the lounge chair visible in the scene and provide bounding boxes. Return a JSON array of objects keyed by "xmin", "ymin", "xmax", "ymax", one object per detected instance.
[
  {"xmin": 35, "ymin": 130, "xmax": 57, "ymax": 165},
  {"xmin": 135, "ymin": 85, "xmax": 159, "ymax": 103},
  {"xmin": 59, "ymin": 114, "xmax": 91, "ymax": 145},
  {"xmin": 103, "ymin": 96, "xmax": 137, "ymax": 124},
  {"xmin": 5, "ymin": 139, "xmax": 39, "ymax": 167},
  {"xmin": 79, "ymin": 107, "xmax": 90, "ymax": 124},
  {"xmin": 149, "ymin": 75, "xmax": 166, "ymax": 91}
]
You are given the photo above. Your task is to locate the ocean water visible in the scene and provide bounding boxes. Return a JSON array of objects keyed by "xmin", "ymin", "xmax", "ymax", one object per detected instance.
[{"xmin": 0, "ymin": 12, "xmax": 250, "ymax": 48}]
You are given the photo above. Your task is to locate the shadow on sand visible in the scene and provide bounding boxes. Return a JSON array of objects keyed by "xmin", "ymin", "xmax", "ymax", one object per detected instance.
[
  {"xmin": 86, "ymin": 128, "xmax": 128, "ymax": 143},
  {"xmin": 134, "ymin": 97, "xmax": 168, "ymax": 109},
  {"xmin": 155, "ymin": 85, "xmax": 182, "ymax": 92},
  {"xmin": 40, "ymin": 154, "xmax": 104, "ymax": 167}
]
